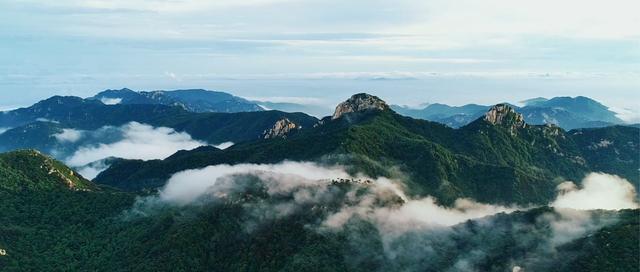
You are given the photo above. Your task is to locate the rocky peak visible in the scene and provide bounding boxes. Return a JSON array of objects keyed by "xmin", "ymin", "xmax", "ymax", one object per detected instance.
[
  {"xmin": 484, "ymin": 104, "xmax": 526, "ymax": 130},
  {"xmin": 332, "ymin": 93, "xmax": 389, "ymax": 120},
  {"xmin": 262, "ymin": 118, "xmax": 299, "ymax": 139}
]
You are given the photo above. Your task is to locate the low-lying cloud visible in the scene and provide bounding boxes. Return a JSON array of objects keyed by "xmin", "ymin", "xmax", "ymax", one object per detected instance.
[
  {"xmin": 160, "ymin": 161, "xmax": 350, "ymax": 205},
  {"xmin": 54, "ymin": 128, "xmax": 84, "ymax": 143},
  {"xmin": 157, "ymin": 163, "xmax": 638, "ymax": 228},
  {"xmin": 100, "ymin": 97, "xmax": 123, "ymax": 105},
  {"xmin": 213, "ymin": 141, "xmax": 234, "ymax": 150},
  {"xmin": 552, "ymin": 172, "xmax": 639, "ymax": 210},
  {"xmin": 64, "ymin": 122, "xmax": 206, "ymax": 179},
  {"xmin": 129, "ymin": 162, "xmax": 638, "ymax": 271}
]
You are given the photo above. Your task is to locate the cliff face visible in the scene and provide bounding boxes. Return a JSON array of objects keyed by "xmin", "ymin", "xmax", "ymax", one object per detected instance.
[
  {"xmin": 484, "ymin": 104, "xmax": 527, "ymax": 132},
  {"xmin": 262, "ymin": 118, "xmax": 299, "ymax": 139},
  {"xmin": 332, "ymin": 93, "xmax": 389, "ymax": 120}
]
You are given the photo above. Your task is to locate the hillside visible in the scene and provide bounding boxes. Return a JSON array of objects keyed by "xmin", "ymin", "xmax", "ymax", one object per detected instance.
[{"xmin": 0, "ymin": 149, "xmax": 96, "ymax": 191}]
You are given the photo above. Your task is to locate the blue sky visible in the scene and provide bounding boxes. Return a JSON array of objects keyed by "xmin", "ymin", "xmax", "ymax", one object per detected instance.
[{"xmin": 1, "ymin": 0, "xmax": 639, "ymax": 120}]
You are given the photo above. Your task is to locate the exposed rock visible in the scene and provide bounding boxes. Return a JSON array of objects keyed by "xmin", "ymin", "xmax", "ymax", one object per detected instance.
[
  {"xmin": 332, "ymin": 93, "xmax": 389, "ymax": 120},
  {"xmin": 262, "ymin": 118, "xmax": 299, "ymax": 139},
  {"xmin": 484, "ymin": 104, "xmax": 526, "ymax": 131}
]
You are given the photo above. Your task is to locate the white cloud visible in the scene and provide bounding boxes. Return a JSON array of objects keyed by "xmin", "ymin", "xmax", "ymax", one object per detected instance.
[
  {"xmin": 100, "ymin": 97, "xmax": 122, "ymax": 105},
  {"xmin": 76, "ymin": 160, "xmax": 111, "ymax": 180},
  {"xmin": 54, "ymin": 128, "xmax": 84, "ymax": 143},
  {"xmin": 157, "ymin": 162, "xmax": 638, "ymax": 232},
  {"xmin": 164, "ymin": 71, "xmax": 181, "ymax": 82},
  {"xmin": 214, "ymin": 141, "xmax": 234, "ymax": 150},
  {"xmin": 68, "ymin": 0, "xmax": 292, "ymax": 13},
  {"xmin": 611, "ymin": 106, "xmax": 640, "ymax": 123},
  {"xmin": 551, "ymin": 173, "xmax": 639, "ymax": 210},
  {"xmin": 35, "ymin": 118, "xmax": 60, "ymax": 124},
  {"xmin": 65, "ymin": 122, "xmax": 206, "ymax": 167},
  {"xmin": 129, "ymin": 164, "xmax": 637, "ymax": 269},
  {"xmin": 159, "ymin": 161, "xmax": 350, "ymax": 205}
]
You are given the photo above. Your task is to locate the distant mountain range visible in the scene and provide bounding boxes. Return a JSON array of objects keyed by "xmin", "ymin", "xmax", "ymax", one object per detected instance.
[
  {"xmin": 92, "ymin": 88, "xmax": 263, "ymax": 113},
  {"xmin": 392, "ymin": 96, "xmax": 625, "ymax": 130}
]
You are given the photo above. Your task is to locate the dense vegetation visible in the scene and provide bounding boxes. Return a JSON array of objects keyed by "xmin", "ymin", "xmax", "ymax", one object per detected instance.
[{"xmin": 0, "ymin": 151, "xmax": 637, "ymax": 271}]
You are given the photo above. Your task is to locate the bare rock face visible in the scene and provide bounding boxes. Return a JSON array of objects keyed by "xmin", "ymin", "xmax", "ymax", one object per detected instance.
[
  {"xmin": 484, "ymin": 104, "xmax": 526, "ymax": 131},
  {"xmin": 263, "ymin": 118, "xmax": 299, "ymax": 139},
  {"xmin": 332, "ymin": 93, "xmax": 389, "ymax": 120}
]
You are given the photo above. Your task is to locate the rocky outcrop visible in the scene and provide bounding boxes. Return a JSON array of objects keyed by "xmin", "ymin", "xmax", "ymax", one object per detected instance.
[
  {"xmin": 262, "ymin": 118, "xmax": 299, "ymax": 139},
  {"xmin": 332, "ymin": 93, "xmax": 389, "ymax": 120},
  {"xmin": 484, "ymin": 104, "xmax": 526, "ymax": 131}
]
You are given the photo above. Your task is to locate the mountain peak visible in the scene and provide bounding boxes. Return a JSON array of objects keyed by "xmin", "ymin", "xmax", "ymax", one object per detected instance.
[
  {"xmin": 262, "ymin": 118, "xmax": 299, "ymax": 139},
  {"xmin": 332, "ymin": 93, "xmax": 389, "ymax": 120},
  {"xmin": 484, "ymin": 103, "xmax": 526, "ymax": 129}
]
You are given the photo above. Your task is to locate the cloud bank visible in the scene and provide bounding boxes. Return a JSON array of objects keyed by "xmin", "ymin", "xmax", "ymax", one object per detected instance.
[
  {"xmin": 552, "ymin": 172, "xmax": 639, "ymax": 210},
  {"xmin": 54, "ymin": 128, "xmax": 84, "ymax": 143},
  {"xmin": 100, "ymin": 97, "xmax": 122, "ymax": 105},
  {"xmin": 64, "ymin": 122, "xmax": 206, "ymax": 179},
  {"xmin": 128, "ymin": 161, "xmax": 638, "ymax": 271}
]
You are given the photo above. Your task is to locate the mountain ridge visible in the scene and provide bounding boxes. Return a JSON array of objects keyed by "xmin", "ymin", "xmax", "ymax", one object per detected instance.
[
  {"xmin": 95, "ymin": 94, "xmax": 639, "ymax": 206},
  {"xmin": 92, "ymin": 88, "xmax": 263, "ymax": 113},
  {"xmin": 392, "ymin": 96, "xmax": 624, "ymax": 130}
]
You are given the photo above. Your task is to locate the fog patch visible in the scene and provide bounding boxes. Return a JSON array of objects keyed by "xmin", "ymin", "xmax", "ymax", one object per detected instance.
[
  {"xmin": 159, "ymin": 161, "xmax": 350, "ymax": 205},
  {"xmin": 54, "ymin": 128, "xmax": 84, "ymax": 143},
  {"xmin": 552, "ymin": 172, "xmax": 638, "ymax": 210},
  {"xmin": 214, "ymin": 141, "xmax": 234, "ymax": 150},
  {"xmin": 65, "ymin": 121, "xmax": 205, "ymax": 167},
  {"xmin": 76, "ymin": 159, "xmax": 112, "ymax": 180},
  {"xmin": 100, "ymin": 97, "xmax": 122, "ymax": 105},
  {"xmin": 35, "ymin": 117, "xmax": 60, "ymax": 124}
]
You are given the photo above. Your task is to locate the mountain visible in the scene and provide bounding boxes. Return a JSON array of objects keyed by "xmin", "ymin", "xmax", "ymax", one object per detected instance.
[
  {"xmin": 523, "ymin": 96, "xmax": 622, "ymax": 123},
  {"xmin": 92, "ymin": 88, "xmax": 263, "ymax": 113},
  {"xmin": 392, "ymin": 96, "xmax": 625, "ymax": 130},
  {"xmin": 95, "ymin": 94, "xmax": 639, "ymax": 206}
]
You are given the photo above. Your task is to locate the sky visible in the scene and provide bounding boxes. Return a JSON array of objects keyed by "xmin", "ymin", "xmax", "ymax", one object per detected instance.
[{"xmin": 1, "ymin": 0, "xmax": 639, "ymax": 120}]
